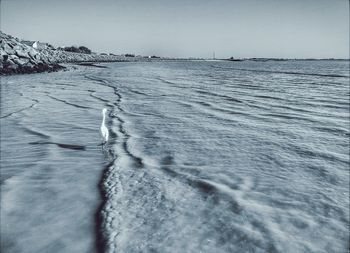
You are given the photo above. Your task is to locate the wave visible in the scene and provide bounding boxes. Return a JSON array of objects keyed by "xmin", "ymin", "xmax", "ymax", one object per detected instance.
[
  {"xmin": 28, "ymin": 141, "xmax": 86, "ymax": 150},
  {"xmin": 210, "ymin": 65, "xmax": 350, "ymax": 78},
  {"xmin": 1, "ymin": 99, "xmax": 38, "ymax": 119},
  {"xmin": 193, "ymin": 89, "xmax": 243, "ymax": 104},
  {"xmin": 47, "ymin": 94, "xmax": 92, "ymax": 109}
]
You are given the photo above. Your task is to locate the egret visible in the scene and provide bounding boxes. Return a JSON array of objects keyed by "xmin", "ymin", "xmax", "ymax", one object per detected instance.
[{"xmin": 100, "ymin": 108, "xmax": 109, "ymax": 144}]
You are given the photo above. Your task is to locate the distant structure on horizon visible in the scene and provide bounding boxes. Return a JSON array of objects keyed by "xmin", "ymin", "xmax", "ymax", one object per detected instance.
[{"xmin": 213, "ymin": 52, "xmax": 216, "ymax": 60}]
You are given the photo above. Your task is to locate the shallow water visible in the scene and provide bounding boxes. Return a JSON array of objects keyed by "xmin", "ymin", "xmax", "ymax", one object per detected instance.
[{"xmin": 1, "ymin": 60, "xmax": 349, "ymax": 253}]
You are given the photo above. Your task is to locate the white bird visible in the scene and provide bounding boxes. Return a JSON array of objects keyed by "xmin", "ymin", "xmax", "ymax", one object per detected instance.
[{"xmin": 100, "ymin": 108, "xmax": 109, "ymax": 144}]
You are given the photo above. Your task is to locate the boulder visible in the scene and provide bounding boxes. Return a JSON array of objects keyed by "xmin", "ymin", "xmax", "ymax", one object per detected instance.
[
  {"xmin": 13, "ymin": 45, "xmax": 22, "ymax": 51},
  {"xmin": 3, "ymin": 43, "xmax": 14, "ymax": 55},
  {"xmin": 24, "ymin": 61, "xmax": 35, "ymax": 68},
  {"xmin": 6, "ymin": 59, "xmax": 18, "ymax": 70},
  {"xmin": 0, "ymin": 50, "xmax": 7, "ymax": 59},
  {"xmin": 2, "ymin": 54, "xmax": 8, "ymax": 62},
  {"xmin": 28, "ymin": 52, "xmax": 37, "ymax": 61},
  {"xmin": 15, "ymin": 49, "xmax": 29, "ymax": 58},
  {"xmin": 8, "ymin": 54, "xmax": 19, "ymax": 60},
  {"xmin": 34, "ymin": 54, "xmax": 41, "ymax": 60},
  {"xmin": 13, "ymin": 57, "xmax": 29, "ymax": 66}
]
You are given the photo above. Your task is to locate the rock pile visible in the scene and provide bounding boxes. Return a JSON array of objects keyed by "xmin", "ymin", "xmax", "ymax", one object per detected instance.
[
  {"xmin": 40, "ymin": 48, "xmax": 137, "ymax": 63},
  {"xmin": 0, "ymin": 31, "xmax": 63, "ymax": 75},
  {"xmin": 0, "ymin": 31, "xmax": 143, "ymax": 75}
]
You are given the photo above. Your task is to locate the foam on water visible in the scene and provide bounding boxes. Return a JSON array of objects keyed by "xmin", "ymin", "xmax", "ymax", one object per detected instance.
[{"xmin": 92, "ymin": 60, "xmax": 349, "ymax": 252}]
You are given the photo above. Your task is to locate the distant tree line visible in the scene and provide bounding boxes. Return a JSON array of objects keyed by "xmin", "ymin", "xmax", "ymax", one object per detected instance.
[{"xmin": 58, "ymin": 46, "xmax": 92, "ymax": 54}]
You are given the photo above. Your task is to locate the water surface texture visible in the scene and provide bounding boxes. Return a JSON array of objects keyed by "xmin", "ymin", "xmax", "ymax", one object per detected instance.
[{"xmin": 1, "ymin": 60, "xmax": 349, "ymax": 253}]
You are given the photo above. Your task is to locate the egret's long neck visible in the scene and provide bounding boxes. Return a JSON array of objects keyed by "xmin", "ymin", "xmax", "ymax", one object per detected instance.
[{"xmin": 102, "ymin": 112, "xmax": 106, "ymax": 125}]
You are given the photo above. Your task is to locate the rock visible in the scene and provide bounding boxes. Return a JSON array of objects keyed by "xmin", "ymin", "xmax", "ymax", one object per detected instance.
[
  {"xmin": 2, "ymin": 54, "xmax": 8, "ymax": 62},
  {"xmin": 24, "ymin": 61, "xmax": 35, "ymax": 68},
  {"xmin": 15, "ymin": 49, "xmax": 29, "ymax": 58},
  {"xmin": 3, "ymin": 43, "xmax": 14, "ymax": 55},
  {"xmin": 7, "ymin": 59, "xmax": 18, "ymax": 69},
  {"xmin": 41, "ymin": 57, "xmax": 49, "ymax": 64},
  {"xmin": 8, "ymin": 54, "xmax": 19, "ymax": 60},
  {"xmin": 33, "ymin": 54, "xmax": 41, "ymax": 60},
  {"xmin": 28, "ymin": 49, "xmax": 38, "ymax": 58},
  {"xmin": 13, "ymin": 45, "xmax": 22, "ymax": 51},
  {"xmin": 28, "ymin": 58, "xmax": 36, "ymax": 65},
  {"xmin": 0, "ymin": 51, "xmax": 7, "ymax": 62},
  {"xmin": 13, "ymin": 57, "xmax": 29, "ymax": 66},
  {"xmin": 7, "ymin": 42, "xmax": 15, "ymax": 49},
  {"xmin": 28, "ymin": 53, "xmax": 36, "ymax": 61}
]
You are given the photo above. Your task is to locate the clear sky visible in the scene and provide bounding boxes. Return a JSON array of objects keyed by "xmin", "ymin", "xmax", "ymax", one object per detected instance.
[{"xmin": 1, "ymin": 0, "xmax": 349, "ymax": 58}]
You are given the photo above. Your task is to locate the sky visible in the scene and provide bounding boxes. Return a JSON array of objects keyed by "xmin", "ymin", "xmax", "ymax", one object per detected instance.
[{"xmin": 1, "ymin": 0, "xmax": 349, "ymax": 58}]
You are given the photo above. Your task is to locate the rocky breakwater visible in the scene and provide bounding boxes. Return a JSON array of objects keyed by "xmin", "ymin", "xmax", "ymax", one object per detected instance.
[
  {"xmin": 40, "ymin": 49, "xmax": 137, "ymax": 63},
  {"xmin": 0, "ymin": 31, "xmax": 63, "ymax": 75},
  {"xmin": 0, "ymin": 31, "xmax": 146, "ymax": 75}
]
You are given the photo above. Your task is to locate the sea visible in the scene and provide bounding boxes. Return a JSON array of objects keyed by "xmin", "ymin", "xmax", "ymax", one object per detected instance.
[{"xmin": 1, "ymin": 60, "xmax": 349, "ymax": 253}]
